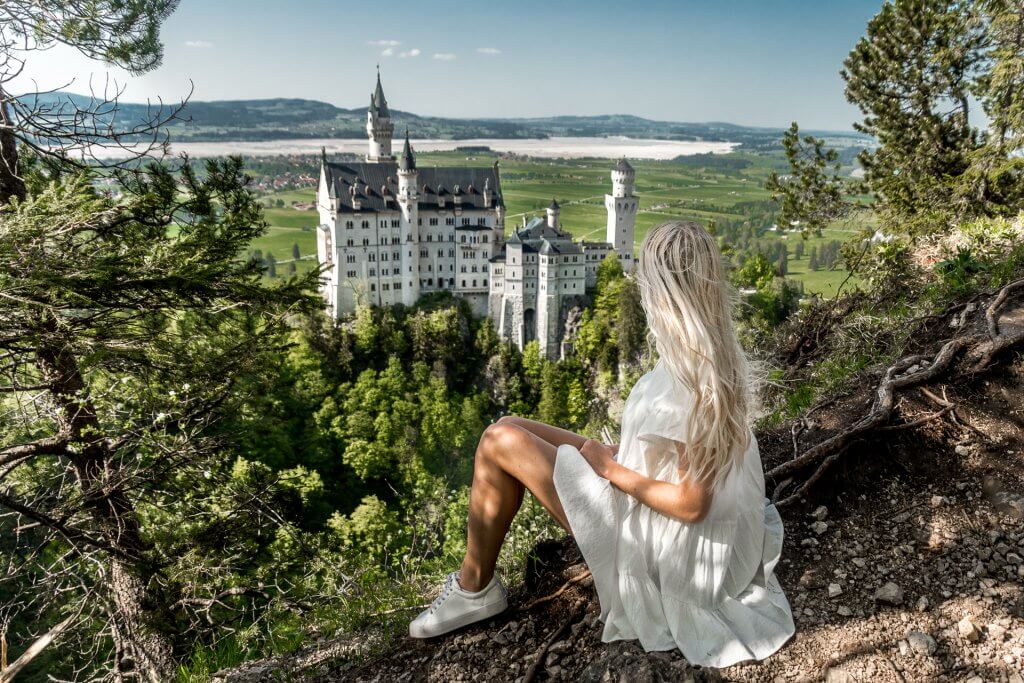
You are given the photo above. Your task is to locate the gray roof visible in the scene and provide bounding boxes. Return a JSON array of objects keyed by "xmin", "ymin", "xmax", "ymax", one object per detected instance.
[
  {"xmin": 548, "ymin": 198, "xmax": 560, "ymax": 210},
  {"xmin": 615, "ymin": 158, "xmax": 634, "ymax": 173},
  {"xmin": 399, "ymin": 130, "xmax": 416, "ymax": 171},
  {"xmin": 497, "ymin": 216, "xmax": 582, "ymax": 261},
  {"xmin": 324, "ymin": 161, "xmax": 503, "ymax": 213},
  {"xmin": 371, "ymin": 71, "xmax": 390, "ymax": 117}
]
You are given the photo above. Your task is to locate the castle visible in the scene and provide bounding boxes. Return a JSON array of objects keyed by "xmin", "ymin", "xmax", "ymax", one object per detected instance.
[{"xmin": 316, "ymin": 73, "xmax": 638, "ymax": 358}]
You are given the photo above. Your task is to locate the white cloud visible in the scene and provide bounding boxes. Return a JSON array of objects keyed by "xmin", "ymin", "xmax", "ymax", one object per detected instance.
[
  {"xmin": 184, "ymin": 40, "xmax": 214, "ymax": 49},
  {"xmin": 367, "ymin": 39, "xmax": 401, "ymax": 47},
  {"xmin": 380, "ymin": 47, "xmax": 395, "ymax": 57},
  {"xmin": 399, "ymin": 48, "xmax": 421, "ymax": 58},
  {"xmin": 476, "ymin": 47, "xmax": 501, "ymax": 55},
  {"xmin": 433, "ymin": 53, "xmax": 457, "ymax": 61}
]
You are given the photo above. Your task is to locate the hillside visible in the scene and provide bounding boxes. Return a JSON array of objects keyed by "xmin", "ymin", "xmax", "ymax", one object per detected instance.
[
  {"xmin": 22, "ymin": 92, "xmax": 870, "ymax": 150},
  {"xmin": 211, "ymin": 271, "xmax": 1024, "ymax": 683}
]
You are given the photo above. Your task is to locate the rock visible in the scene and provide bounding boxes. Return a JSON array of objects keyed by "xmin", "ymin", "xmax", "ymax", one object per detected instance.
[
  {"xmin": 930, "ymin": 495, "xmax": 944, "ymax": 508},
  {"xmin": 874, "ymin": 582, "xmax": 904, "ymax": 605},
  {"xmin": 956, "ymin": 444, "xmax": 971, "ymax": 456},
  {"xmin": 852, "ymin": 557, "xmax": 866, "ymax": 568},
  {"xmin": 837, "ymin": 606, "xmax": 852, "ymax": 617},
  {"xmin": 811, "ymin": 521, "xmax": 829, "ymax": 535},
  {"xmin": 915, "ymin": 596, "xmax": 929, "ymax": 612},
  {"xmin": 958, "ymin": 616, "xmax": 981, "ymax": 642},
  {"xmin": 492, "ymin": 631, "xmax": 509, "ymax": 646},
  {"xmin": 811, "ymin": 505, "xmax": 829, "ymax": 521},
  {"xmin": 578, "ymin": 641, "xmax": 720, "ymax": 683},
  {"xmin": 828, "ymin": 583, "xmax": 843, "ymax": 598},
  {"xmin": 906, "ymin": 630, "xmax": 938, "ymax": 656},
  {"xmin": 824, "ymin": 667, "xmax": 856, "ymax": 683}
]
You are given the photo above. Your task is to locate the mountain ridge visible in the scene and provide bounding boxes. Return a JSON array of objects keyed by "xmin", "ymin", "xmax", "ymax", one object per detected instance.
[{"xmin": 23, "ymin": 92, "xmax": 869, "ymax": 148}]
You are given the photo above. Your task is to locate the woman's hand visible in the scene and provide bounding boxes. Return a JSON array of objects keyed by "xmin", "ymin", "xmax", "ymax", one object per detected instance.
[{"xmin": 579, "ymin": 439, "xmax": 617, "ymax": 479}]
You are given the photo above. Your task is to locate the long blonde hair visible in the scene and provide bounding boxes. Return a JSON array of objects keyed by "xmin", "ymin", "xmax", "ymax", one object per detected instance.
[{"xmin": 636, "ymin": 221, "xmax": 753, "ymax": 491}]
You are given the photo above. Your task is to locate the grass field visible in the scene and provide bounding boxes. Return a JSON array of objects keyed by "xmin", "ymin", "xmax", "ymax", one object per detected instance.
[{"xmin": 250, "ymin": 151, "xmax": 864, "ymax": 295}]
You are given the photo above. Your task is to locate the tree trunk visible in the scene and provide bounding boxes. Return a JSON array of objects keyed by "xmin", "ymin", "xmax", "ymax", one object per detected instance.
[
  {"xmin": 0, "ymin": 88, "xmax": 25, "ymax": 205},
  {"xmin": 110, "ymin": 561, "xmax": 177, "ymax": 682},
  {"xmin": 34, "ymin": 327, "xmax": 177, "ymax": 681}
]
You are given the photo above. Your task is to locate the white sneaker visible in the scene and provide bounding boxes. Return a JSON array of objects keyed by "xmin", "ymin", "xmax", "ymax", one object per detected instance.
[{"xmin": 409, "ymin": 571, "xmax": 508, "ymax": 638}]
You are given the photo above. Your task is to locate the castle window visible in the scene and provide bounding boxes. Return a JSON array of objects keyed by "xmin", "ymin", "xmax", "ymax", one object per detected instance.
[
  {"xmin": 346, "ymin": 239, "xmax": 354, "ymax": 247},
  {"xmin": 346, "ymin": 221, "xmax": 354, "ymax": 229},
  {"xmin": 428, "ymin": 278, "xmax": 433, "ymax": 286},
  {"xmin": 363, "ymin": 238, "xmax": 369, "ymax": 246},
  {"xmin": 460, "ymin": 265, "xmax": 467, "ymax": 273},
  {"xmin": 346, "ymin": 254, "xmax": 355, "ymax": 263},
  {"xmin": 472, "ymin": 279, "xmax": 477, "ymax": 287},
  {"xmin": 382, "ymin": 253, "xmax": 388, "ymax": 261},
  {"xmin": 483, "ymin": 279, "xmax": 488, "ymax": 286},
  {"xmin": 462, "ymin": 218, "xmax": 471, "ymax": 225},
  {"xmin": 394, "ymin": 252, "xmax": 400, "ymax": 260},
  {"xmin": 420, "ymin": 249, "xmax": 428, "ymax": 258},
  {"xmin": 461, "ymin": 279, "xmax": 466, "ymax": 287},
  {"xmin": 391, "ymin": 220, "xmax": 399, "ymax": 228},
  {"xmin": 460, "ymin": 235, "xmax": 466, "ymax": 243},
  {"xmin": 446, "ymin": 218, "xmax": 455, "ymax": 226},
  {"xmin": 347, "ymin": 270, "xmax": 356, "ymax": 278},
  {"xmin": 427, "ymin": 234, "xmax": 433, "ymax": 242},
  {"xmin": 438, "ymin": 248, "xmax": 444, "ymax": 257},
  {"xmin": 368, "ymin": 253, "xmax": 376, "ymax": 262},
  {"xmin": 429, "ymin": 218, "xmax": 438, "ymax": 226},
  {"xmin": 395, "ymin": 282, "xmax": 402, "ymax": 290},
  {"xmin": 482, "ymin": 235, "xmax": 489, "ymax": 243},
  {"xmin": 449, "ymin": 278, "xmax": 454, "ymax": 286},
  {"xmin": 418, "ymin": 218, "xmax": 423, "ymax": 226},
  {"xmin": 370, "ymin": 283, "xmax": 376, "ymax": 291},
  {"xmin": 369, "ymin": 268, "xmax": 376, "ymax": 276},
  {"xmin": 471, "ymin": 265, "xmax": 478, "ymax": 273},
  {"xmin": 448, "ymin": 249, "xmax": 454, "ymax": 257},
  {"xmin": 361, "ymin": 220, "xmax": 370, "ymax": 228}
]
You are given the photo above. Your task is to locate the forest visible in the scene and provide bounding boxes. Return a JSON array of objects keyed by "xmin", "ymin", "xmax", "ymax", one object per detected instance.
[{"xmin": 2, "ymin": 1, "xmax": 1024, "ymax": 682}]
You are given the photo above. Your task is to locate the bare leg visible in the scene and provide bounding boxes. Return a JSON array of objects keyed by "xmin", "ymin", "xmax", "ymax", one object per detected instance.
[
  {"xmin": 495, "ymin": 415, "xmax": 588, "ymax": 450},
  {"xmin": 459, "ymin": 421, "xmax": 573, "ymax": 592}
]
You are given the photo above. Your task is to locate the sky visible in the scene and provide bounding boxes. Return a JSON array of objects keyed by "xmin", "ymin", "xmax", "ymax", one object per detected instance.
[{"xmin": 15, "ymin": 0, "xmax": 885, "ymax": 131}]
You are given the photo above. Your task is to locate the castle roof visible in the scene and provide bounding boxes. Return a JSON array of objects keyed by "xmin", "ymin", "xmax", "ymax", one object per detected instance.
[
  {"xmin": 548, "ymin": 198, "xmax": 560, "ymax": 210},
  {"xmin": 399, "ymin": 130, "xmax": 416, "ymax": 171},
  {"xmin": 324, "ymin": 161, "xmax": 503, "ymax": 212},
  {"xmin": 615, "ymin": 158, "xmax": 634, "ymax": 173},
  {"xmin": 371, "ymin": 70, "xmax": 390, "ymax": 117}
]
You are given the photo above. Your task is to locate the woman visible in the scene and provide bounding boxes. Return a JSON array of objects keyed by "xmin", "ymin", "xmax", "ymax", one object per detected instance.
[{"xmin": 409, "ymin": 221, "xmax": 795, "ymax": 667}]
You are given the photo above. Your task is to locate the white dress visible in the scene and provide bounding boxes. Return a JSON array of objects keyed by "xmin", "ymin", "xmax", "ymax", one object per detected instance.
[{"xmin": 552, "ymin": 360, "xmax": 795, "ymax": 668}]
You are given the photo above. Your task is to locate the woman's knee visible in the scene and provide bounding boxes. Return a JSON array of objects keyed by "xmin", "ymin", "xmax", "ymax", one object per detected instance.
[{"xmin": 477, "ymin": 422, "xmax": 524, "ymax": 462}]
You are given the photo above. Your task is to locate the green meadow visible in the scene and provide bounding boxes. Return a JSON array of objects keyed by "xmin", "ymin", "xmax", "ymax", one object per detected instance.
[{"xmin": 251, "ymin": 151, "xmax": 863, "ymax": 296}]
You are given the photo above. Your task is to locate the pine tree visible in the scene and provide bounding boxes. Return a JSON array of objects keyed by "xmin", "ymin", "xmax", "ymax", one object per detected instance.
[
  {"xmin": 842, "ymin": 0, "xmax": 984, "ymax": 234},
  {"xmin": 293, "ymin": 242, "xmax": 301, "ymax": 260}
]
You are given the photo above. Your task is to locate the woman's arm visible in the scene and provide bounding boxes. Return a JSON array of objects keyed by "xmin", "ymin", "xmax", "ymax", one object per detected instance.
[{"xmin": 579, "ymin": 439, "xmax": 712, "ymax": 523}]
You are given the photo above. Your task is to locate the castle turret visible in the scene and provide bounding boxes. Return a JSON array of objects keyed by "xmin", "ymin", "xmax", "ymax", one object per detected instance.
[
  {"xmin": 366, "ymin": 69, "xmax": 395, "ymax": 162},
  {"xmin": 397, "ymin": 130, "xmax": 420, "ymax": 306},
  {"xmin": 605, "ymin": 158, "xmax": 638, "ymax": 272},
  {"xmin": 546, "ymin": 198, "xmax": 560, "ymax": 230}
]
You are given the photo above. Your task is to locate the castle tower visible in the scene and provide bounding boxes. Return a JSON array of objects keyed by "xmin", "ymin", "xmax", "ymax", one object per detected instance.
[
  {"xmin": 546, "ymin": 198, "xmax": 560, "ymax": 230},
  {"xmin": 366, "ymin": 69, "xmax": 395, "ymax": 162},
  {"xmin": 605, "ymin": 158, "xmax": 638, "ymax": 272},
  {"xmin": 397, "ymin": 130, "xmax": 420, "ymax": 306}
]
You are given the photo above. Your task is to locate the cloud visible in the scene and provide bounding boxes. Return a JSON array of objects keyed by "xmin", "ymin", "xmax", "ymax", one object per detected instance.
[
  {"xmin": 380, "ymin": 47, "xmax": 395, "ymax": 57},
  {"xmin": 367, "ymin": 39, "xmax": 401, "ymax": 47},
  {"xmin": 476, "ymin": 47, "xmax": 501, "ymax": 55},
  {"xmin": 399, "ymin": 48, "xmax": 421, "ymax": 58},
  {"xmin": 433, "ymin": 53, "xmax": 457, "ymax": 61},
  {"xmin": 184, "ymin": 40, "xmax": 214, "ymax": 49}
]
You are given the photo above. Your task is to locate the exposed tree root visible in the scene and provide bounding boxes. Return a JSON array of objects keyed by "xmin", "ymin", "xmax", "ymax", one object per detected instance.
[
  {"xmin": 768, "ymin": 278, "xmax": 1024, "ymax": 507},
  {"xmin": 518, "ymin": 569, "xmax": 592, "ymax": 612}
]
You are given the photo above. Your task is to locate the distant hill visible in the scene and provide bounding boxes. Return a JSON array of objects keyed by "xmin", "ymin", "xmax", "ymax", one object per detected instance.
[{"xmin": 20, "ymin": 92, "xmax": 870, "ymax": 151}]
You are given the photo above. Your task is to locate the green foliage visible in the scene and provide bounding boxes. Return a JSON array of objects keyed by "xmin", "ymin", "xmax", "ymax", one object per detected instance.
[{"xmin": 765, "ymin": 122, "xmax": 848, "ymax": 235}]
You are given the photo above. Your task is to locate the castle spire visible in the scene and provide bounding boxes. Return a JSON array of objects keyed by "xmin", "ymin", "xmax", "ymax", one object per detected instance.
[
  {"xmin": 399, "ymin": 128, "xmax": 416, "ymax": 171},
  {"xmin": 373, "ymin": 66, "xmax": 390, "ymax": 117}
]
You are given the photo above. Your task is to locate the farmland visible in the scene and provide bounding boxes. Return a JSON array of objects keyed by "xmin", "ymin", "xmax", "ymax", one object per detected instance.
[{"xmin": 249, "ymin": 150, "xmax": 866, "ymax": 297}]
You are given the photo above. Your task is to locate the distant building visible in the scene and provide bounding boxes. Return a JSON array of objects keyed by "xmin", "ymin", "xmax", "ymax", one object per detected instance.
[{"xmin": 315, "ymin": 72, "xmax": 638, "ymax": 358}]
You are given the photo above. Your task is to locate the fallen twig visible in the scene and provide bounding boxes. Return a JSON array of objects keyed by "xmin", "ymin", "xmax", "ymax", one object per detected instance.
[{"xmin": 522, "ymin": 599, "xmax": 586, "ymax": 683}]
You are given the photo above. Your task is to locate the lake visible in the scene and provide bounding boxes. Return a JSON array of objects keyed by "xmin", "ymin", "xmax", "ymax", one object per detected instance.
[{"xmin": 97, "ymin": 136, "xmax": 739, "ymax": 160}]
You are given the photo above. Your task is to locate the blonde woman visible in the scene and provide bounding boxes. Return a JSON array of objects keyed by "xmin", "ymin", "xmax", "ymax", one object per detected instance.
[{"xmin": 410, "ymin": 221, "xmax": 795, "ymax": 667}]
